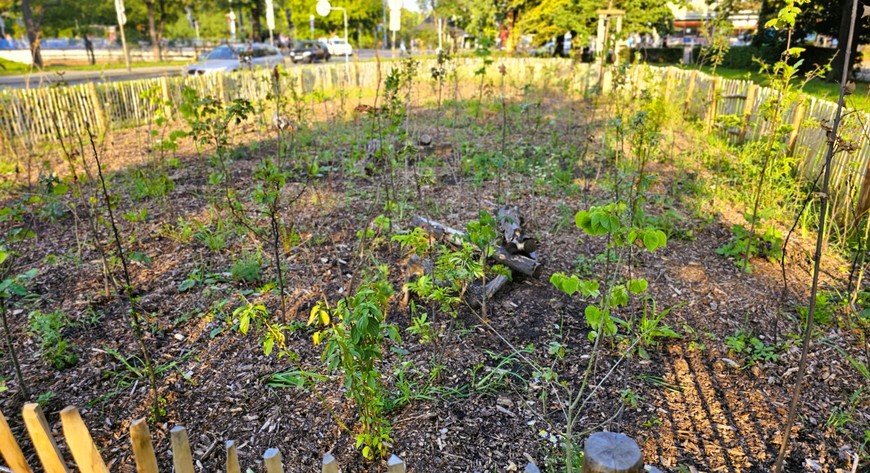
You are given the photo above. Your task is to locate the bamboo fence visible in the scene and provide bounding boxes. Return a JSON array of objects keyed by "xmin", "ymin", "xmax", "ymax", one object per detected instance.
[
  {"xmin": 0, "ymin": 58, "xmax": 590, "ymax": 149},
  {"xmin": 0, "ymin": 403, "xmax": 409, "ymax": 473},
  {"xmin": 649, "ymin": 65, "xmax": 870, "ymax": 204},
  {"xmin": 2, "ymin": 59, "xmax": 868, "ymax": 201}
]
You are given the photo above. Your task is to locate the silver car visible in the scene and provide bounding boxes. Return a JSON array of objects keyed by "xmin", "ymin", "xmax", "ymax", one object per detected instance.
[{"xmin": 186, "ymin": 43, "xmax": 284, "ymax": 75}]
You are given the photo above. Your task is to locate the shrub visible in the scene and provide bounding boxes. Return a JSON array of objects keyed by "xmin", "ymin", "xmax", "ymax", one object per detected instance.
[
  {"xmin": 28, "ymin": 310, "xmax": 78, "ymax": 370},
  {"xmin": 231, "ymin": 252, "xmax": 262, "ymax": 284}
]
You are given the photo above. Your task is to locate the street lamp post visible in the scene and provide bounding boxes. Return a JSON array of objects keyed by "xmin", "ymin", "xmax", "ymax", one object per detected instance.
[{"xmin": 316, "ymin": 0, "xmax": 349, "ymax": 66}]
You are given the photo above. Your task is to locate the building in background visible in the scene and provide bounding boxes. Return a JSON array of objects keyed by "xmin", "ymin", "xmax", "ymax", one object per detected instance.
[{"xmin": 667, "ymin": 1, "xmax": 759, "ymax": 46}]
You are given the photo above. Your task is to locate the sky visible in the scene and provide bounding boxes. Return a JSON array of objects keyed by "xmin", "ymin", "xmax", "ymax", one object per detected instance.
[{"xmin": 404, "ymin": 0, "xmax": 422, "ymax": 13}]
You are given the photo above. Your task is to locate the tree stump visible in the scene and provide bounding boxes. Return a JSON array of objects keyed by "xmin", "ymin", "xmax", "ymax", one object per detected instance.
[{"xmin": 582, "ymin": 432, "xmax": 643, "ymax": 473}]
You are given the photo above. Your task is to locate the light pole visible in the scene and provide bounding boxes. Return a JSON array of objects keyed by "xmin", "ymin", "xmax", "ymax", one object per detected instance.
[{"xmin": 316, "ymin": 0, "xmax": 349, "ymax": 65}]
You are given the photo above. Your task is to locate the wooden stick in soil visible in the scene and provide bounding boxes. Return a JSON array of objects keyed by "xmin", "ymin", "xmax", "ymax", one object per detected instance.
[
  {"xmin": 51, "ymin": 114, "xmax": 112, "ymax": 298},
  {"xmin": 0, "ymin": 406, "xmax": 32, "ymax": 472},
  {"xmin": 226, "ymin": 440, "xmax": 241, "ymax": 473},
  {"xmin": 170, "ymin": 427, "xmax": 195, "ymax": 473},
  {"xmin": 86, "ymin": 125, "xmax": 160, "ymax": 421},
  {"xmin": 774, "ymin": 1, "xmax": 859, "ymax": 470},
  {"xmin": 22, "ymin": 403, "xmax": 70, "ymax": 473},
  {"xmin": 129, "ymin": 419, "xmax": 159, "ymax": 473},
  {"xmin": 0, "ymin": 299, "xmax": 29, "ymax": 400},
  {"xmin": 60, "ymin": 406, "xmax": 109, "ymax": 473}
]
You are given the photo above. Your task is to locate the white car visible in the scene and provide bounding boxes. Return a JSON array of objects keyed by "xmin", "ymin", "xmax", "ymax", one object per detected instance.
[{"xmin": 320, "ymin": 37, "xmax": 352, "ymax": 56}]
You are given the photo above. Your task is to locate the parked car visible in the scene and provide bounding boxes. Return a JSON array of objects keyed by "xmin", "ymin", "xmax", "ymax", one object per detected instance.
[
  {"xmin": 290, "ymin": 40, "xmax": 330, "ymax": 63},
  {"xmin": 320, "ymin": 37, "xmax": 353, "ymax": 56},
  {"xmin": 186, "ymin": 43, "xmax": 284, "ymax": 75}
]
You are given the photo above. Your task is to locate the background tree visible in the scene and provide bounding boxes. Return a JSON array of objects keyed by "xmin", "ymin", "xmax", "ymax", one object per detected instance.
[{"xmin": 756, "ymin": 0, "xmax": 868, "ymax": 79}]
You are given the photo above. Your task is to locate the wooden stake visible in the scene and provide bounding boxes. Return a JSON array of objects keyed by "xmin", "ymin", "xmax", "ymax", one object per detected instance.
[
  {"xmin": 684, "ymin": 70, "xmax": 698, "ymax": 116},
  {"xmin": 129, "ymin": 419, "xmax": 159, "ymax": 473},
  {"xmin": 226, "ymin": 440, "xmax": 241, "ymax": 473},
  {"xmin": 662, "ymin": 68, "xmax": 675, "ymax": 103},
  {"xmin": 22, "ymin": 403, "xmax": 70, "ymax": 473},
  {"xmin": 322, "ymin": 453, "xmax": 339, "ymax": 473},
  {"xmin": 87, "ymin": 82, "xmax": 105, "ymax": 132},
  {"xmin": 705, "ymin": 76, "xmax": 721, "ymax": 133},
  {"xmin": 160, "ymin": 77, "xmax": 173, "ymax": 120},
  {"xmin": 740, "ymin": 84, "xmax": 758, "ymax": 142},
  {"xmin": 386, "ymin": 454, "xmax": 406, "ymax": 473},
  {"xmin": 787, "ymin": 99, "xmax": 807, "ymax": 157},
  {"xmin": 0, "ymin": 407, "xmax": 32, "ymax": 473},
  {"xmin": 59, "ymin": 407, "xmax": 109, "ymax": 473},
  {"xmin": 264, "ymin": 448, "xmax": 283, "ymax": 473},
  {"xmin": 170, "ymin": 426, "xmax": 195, "ymax": 473}
]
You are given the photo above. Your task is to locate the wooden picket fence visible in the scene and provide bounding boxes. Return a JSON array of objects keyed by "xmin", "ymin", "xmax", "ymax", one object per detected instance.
[
  {"xmin": 644, "ymin": 65, "xmax": 870, "ymax": 205},
  {"xmin": 0, "ymin": 403, "xmax": 408, "ymax": 473},
  {"xmin": 3, "ymin": 57, "xmax": 869, "ymax": 205},
  {"xmin": 0, "ymin": 57, "xmax": 592, "ymax": 149}
]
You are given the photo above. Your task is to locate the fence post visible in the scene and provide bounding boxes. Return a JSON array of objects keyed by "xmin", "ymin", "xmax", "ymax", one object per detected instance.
[
  {"xmin": 0, "ymin": 407, "xmax": 32, "ymax": 473},
  {"xmin": 160, "ymin": 76, "xmax": 173, "ymax": 120},
  {"xmin": 581, "ymin": 432, "xmax": 643, "ymax": 473},
  {"xmin": 129, "ymin": 419, "xmax": 159, "ymax": 473},
  {"xmin": 787, "ymin": 99, "xmax": 806, "ymax": 156},
  {"xmin": 170, "ymin": 427, "xmax": 195, "ymax": 473},
  {"xmin": 322, "ymin": 453, "xmax": 339, "ymax": 473},
  {"xmin": 662, "ymin": 68, "xmax": 675, "ymax": 103},
  {"xmin": 226, "ymin": 440, "xmax": 241, "ymax": 473},
  {"xmin": 684, "ymin": 70, "xmax": 698, "ymax": 116},
  {"xmin": 59, "ymin": 406, "xmax": 109, "ymax": 473},
  {"xmin": 263, "ymin": 448, "xmax": 283, "ymax": 473},
  {"xmin": 217, "ymin": 73, "xmax": 227, "ymax": 104},
  {"xmin": 22, "ymin": 403, "xmax": 70, "ymax": 473},
  {"xmin": 705, "ymin": 76, "xmax": 721, "ymax": 133},
  {"xmin": 87, "ymin": 82, "xmax": 106, "ymax": 133},
  {"xmin": 740, "ymin": 84, "xmax": 759, "ymax": 142}
]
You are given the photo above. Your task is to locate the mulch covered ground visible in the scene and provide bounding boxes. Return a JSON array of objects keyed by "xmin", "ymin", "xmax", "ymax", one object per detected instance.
[{"xmin": 0, "ymin": 85, "xmax": 866, "ymax": 473}]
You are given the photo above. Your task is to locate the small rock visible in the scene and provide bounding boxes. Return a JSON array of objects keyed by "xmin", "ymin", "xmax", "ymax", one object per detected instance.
[
  {"xmin": 721, "ymin": 358, "xmax": 741, "ymax": 369},
  {"xmin": 174, "ymin": 333, "xmax": 185, "ymax": 341},
  {"xmin": 419, "ymin": 134, "xmax": 433, "ymax": 146},
  {"xmin": 805, "ymin": 458, "xmax": 822, "ymax": 472}
]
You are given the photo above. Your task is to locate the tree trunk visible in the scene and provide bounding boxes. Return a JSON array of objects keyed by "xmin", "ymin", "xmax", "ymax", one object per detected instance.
[
  {"xmin": 250, "ymin": 0, "xmax": 264, "ymax": 42},
  {"xmin": 20, "ymin": 0, "xmax": 43, "ymax": 68},
  {"xmin": 145, "ymin": 0, "xmax": 161, "ymax": 61}
]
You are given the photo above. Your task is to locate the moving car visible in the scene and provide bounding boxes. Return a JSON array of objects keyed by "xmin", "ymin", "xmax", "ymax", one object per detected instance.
[
  {"xmin": 290, "ymin": 41, "xmax": 331, "ymax": 63},
  {"xmin": 186, "ymin": 43, "xmax": 284, "ymax": 75},
  {"xmin": 320, "ymin": 37, "xmax": 353, "ymax": 56}
]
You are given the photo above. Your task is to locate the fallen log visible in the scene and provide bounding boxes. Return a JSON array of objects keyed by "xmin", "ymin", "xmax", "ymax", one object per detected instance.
[
  {"xmin": 409, "ymin": 216, "xmax": 466, "ymax": 247},
  {"xmin": 409, "ymin": 216, "xmax": 542, "ymax": 278},
  {"xmin": 494, "ymin": 246, "xmax": 542, "ymax": 278},
  {"xmin": 466, "ymin": 274, "xmax": 510, "ymax": 310},
  {"xmin": 497, "ymin": 206, "xmax": 538, "ymax": 254}
]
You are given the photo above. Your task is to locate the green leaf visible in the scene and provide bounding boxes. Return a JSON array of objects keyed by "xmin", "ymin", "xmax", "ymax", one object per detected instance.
[
  {"xmin": 0, "ymin": 250, "xmax": 8, "ymax": 266},
  {"xmin": 628, "ymin": 278, "xmax": 648, "ymax": 294},
  {"xmin": 263, "ymin": 337, "xmax": 275, "ymax": 356},
  {"xmin": 239, "ymin": 313, "xmax": 250, "ymax": 335},
  {"xmin": 550, "ymin": 272, "xmax": 580, "ymax": 296},
  {"xmin": 129, "ymin": 251, "xmax": 152, "ymax": 265},
  {"xmin": 178, "ymin": 279, "xmax": 196, "ymax": 293},
  {"xmin": 610, "ymin": 285, "xmax": 629, "ymax": 307},
  {"xmin": 641, "ymin": 229, "xmax": 667, "ymax": 252},
  {"xmin": 578, "ymin": 280, "xmax": 600, "ymax": 298},
  {"xmin": 52, "ymin": 184, "xmax": 69, "ymax": 196}
]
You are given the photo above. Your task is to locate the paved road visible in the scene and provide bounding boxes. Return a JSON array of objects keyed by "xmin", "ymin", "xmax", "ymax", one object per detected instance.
[{"xmin": 0, "ymin": 49, "xmax": 388, "ymax": 89}]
